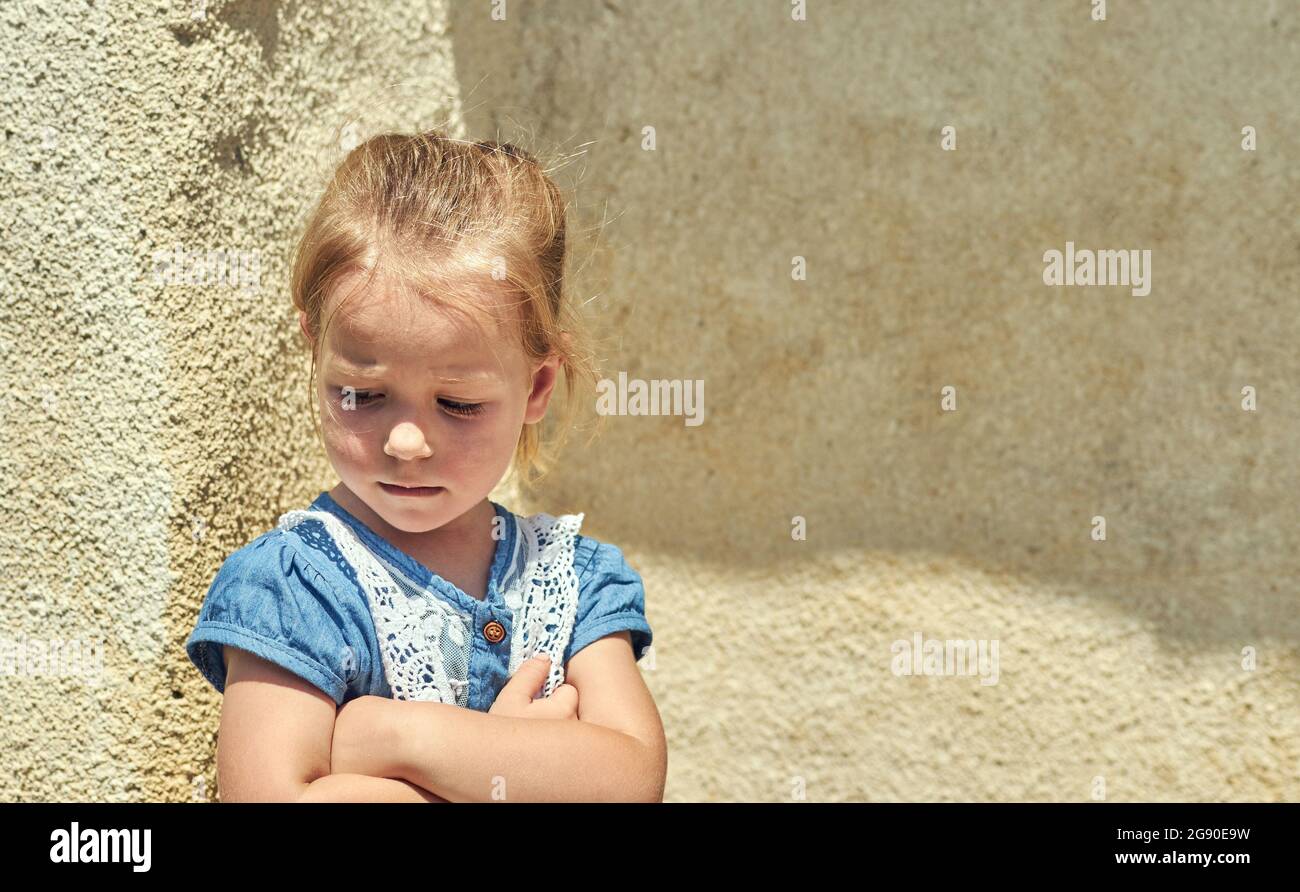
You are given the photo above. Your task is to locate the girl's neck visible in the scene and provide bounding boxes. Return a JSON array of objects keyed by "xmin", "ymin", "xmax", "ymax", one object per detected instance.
[{"xmin": 327, "ymin": 483, "xmax": 495, "ymax": 571}]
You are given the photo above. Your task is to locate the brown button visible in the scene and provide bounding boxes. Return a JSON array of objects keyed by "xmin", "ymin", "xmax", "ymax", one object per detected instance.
[{"xmin": 483, "ymin": 621, "xmax": 506, "ymax": 644}]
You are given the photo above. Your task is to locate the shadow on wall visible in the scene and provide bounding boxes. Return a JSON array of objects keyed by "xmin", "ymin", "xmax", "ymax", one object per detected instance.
[
  {"xmin": 444, "ymin": 0, "xmax": 1300, "ymax": 652},
  {"xmin": 444, "ymin": 0, "xmax": 1300, "ymax": 650}
]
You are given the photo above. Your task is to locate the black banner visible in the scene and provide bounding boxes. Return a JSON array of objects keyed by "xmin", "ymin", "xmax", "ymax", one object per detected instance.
[{"xmin": 0, "ymin": 802, "xmax": 1286, "ymax": 877}]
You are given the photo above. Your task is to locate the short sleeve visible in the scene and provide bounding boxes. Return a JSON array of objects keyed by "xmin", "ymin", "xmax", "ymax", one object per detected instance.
[
  {"xmin": 565, "ymin": 539, "xmax": 654, "ymax": 665},
  {"xmin": 185, "ymin": 532, "xmax": 363, "ymax": 706}
]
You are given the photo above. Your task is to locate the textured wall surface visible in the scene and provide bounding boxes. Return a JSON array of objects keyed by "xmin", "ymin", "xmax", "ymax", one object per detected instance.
[
  {"xmin": 1, "ymin": 0, "xmax": 1296, "ymax": 802},
  {"xmin": 0, "ymin": 0, "xmax": 467, "ymax": 802}
]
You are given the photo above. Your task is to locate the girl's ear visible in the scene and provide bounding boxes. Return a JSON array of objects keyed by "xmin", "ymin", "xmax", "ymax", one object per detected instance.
[
  {"xmin": 298, "ymin": 311, "xmax": 314, "ymax": 345},
  {"xmin": 523, "ymin": 353, "xmax": 563, "ymax": 425}
]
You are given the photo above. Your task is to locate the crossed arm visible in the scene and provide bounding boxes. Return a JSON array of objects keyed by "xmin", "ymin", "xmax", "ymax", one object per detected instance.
[
  {"xmin": 217, "ymin": 632, "xmax": 664, "ymax": 803},
  {"xmin": 308, "ymin": 631, "xmax": 666, "ymax": 803}
]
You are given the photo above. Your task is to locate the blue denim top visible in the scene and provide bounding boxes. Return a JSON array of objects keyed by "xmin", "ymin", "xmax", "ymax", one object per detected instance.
[{"xmin": 186, "ymin": 491, "xmax": 653, "ymax": 708}]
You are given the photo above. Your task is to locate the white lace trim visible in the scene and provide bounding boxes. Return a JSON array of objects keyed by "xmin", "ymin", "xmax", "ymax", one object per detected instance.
[
  {"xmin": 504, "ymin": 511, "xmax": 585, "ymax": 699},
  {"xmin": 276, "ymin": 506, "xmax": 585, "ymax": 704},
  {"xmin": 277, "ymin": 509, "xmax": 467, "ymax": 704}
]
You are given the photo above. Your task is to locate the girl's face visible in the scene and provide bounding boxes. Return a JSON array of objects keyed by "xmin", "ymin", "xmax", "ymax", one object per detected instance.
[{"xmin": 304, "ymin": 270, "xmax": 560, "ymax": 537}]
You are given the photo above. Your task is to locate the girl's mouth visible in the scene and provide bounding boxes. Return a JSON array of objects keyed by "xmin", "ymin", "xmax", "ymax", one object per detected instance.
[{"xmin": 379, "ymin": 482, "xmax": 444, "ymax": 497}]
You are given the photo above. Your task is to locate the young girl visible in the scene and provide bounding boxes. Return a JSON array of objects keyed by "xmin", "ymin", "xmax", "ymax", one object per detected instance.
[{"xmin": 185, "ymin": 131, "xmax": 665, "ymax": 803}]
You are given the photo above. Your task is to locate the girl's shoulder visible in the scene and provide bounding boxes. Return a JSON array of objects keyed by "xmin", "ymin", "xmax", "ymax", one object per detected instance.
[
  {"xmin": 186, "ymin": 522, "xmax": 383, "ymax": 705},
  {"xmin": 571, "ymin": 531, "xmax": 636, "ymax": 586},
  {"xmin": 199, "ymin": 513, "xmax": 368, "ymax": 613},
  {"xmin": 206, "ymin": 522, "xmax": 351, "ymax": 597},
  {"xmin": 504, "ymin": 506, "xmax": 638, "ymax": 589}
]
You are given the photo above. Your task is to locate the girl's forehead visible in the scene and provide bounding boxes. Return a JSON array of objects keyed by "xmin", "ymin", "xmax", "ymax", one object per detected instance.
[
  {"xmin": 328, "ymin": 271, "xmax": 518, "ymax": 339},
  {"xmin": 323, "ymin": 286, "xmax": 523, "ymax": 373}
]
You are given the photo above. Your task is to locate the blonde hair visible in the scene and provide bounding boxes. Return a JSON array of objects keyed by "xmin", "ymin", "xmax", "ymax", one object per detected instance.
[{"xmin": 290, "ymin": 130, "xmax": 599, "ymax": 488}]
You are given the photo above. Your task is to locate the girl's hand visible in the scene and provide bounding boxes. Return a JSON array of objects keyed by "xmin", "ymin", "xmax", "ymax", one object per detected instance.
[{"xmin": 488, "ymin": 655, "xmax": 579, "ymax": 721}]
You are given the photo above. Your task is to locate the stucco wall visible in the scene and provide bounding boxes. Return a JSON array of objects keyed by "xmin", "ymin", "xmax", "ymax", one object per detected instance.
[
  {"xmin": 0, "ymin": 0, "xmax": 469, "ymax": 802},
  {"xmin": 2, "ymin": 0, "xmax": 1296, "ymax": 801}
]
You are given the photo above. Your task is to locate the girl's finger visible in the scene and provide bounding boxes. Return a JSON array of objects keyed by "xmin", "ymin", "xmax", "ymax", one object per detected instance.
[
  {"xmin": 508, "ymin": 654, "xmax": 551, "ymax": 699},
  {"xmin": 551, "ymin": 683, "xmax": 579, "ymax": 716}
]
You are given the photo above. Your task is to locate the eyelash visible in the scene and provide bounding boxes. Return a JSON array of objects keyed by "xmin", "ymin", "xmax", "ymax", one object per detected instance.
[{"xmin": 335, "ymin": 389, "xmax": 486, "ymax": 418}]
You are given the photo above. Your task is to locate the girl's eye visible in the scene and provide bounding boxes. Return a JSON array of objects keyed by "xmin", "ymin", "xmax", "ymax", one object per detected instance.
[
  {"xmin": 336, "ymin": 388, "xmax": 379, "ymax": 406},
  {"xmin": 333, "ymin": 388, "xmax": 484, "ymax": 418},
  {"xmin": 440, "ymin": 399, "xmax": 486, "ymax": 418}
]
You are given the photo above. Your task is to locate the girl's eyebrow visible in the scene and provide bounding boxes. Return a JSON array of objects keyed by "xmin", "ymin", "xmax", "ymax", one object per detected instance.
[{"xmin": 330, "ymin": 357, "xmax": 502, "ymax": 385}]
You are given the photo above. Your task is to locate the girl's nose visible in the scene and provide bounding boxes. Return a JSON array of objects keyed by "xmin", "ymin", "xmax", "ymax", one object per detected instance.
[{"xmin": 384, "ymin": 421, "xmax": 433, "ymax": 460}]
